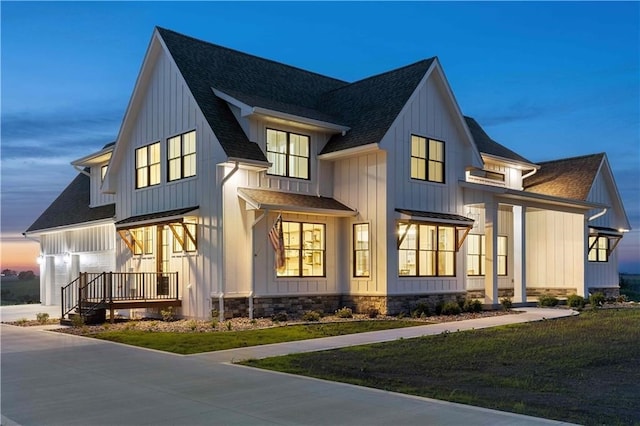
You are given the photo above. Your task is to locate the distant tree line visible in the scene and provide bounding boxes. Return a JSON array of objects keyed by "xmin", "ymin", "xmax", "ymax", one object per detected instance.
[{"xmin": 1, "ymin": 269, "xmax": 36, "ymax": 280}]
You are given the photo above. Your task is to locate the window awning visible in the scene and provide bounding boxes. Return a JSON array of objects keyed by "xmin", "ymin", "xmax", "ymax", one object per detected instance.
[
  {"xmin": 589, "ymin": 226, "xmax": 624, "ymax": 256},
  {"xmin": 395, "ymin": 209, "xmax": 475, "ymax": 251},
  {"xmin": 238, "ymin": 188, "xmax": 357, "ymax": 217},
  {"xmin": 115, "ymin": 206, "xmax": 199, "ymax": 230}
]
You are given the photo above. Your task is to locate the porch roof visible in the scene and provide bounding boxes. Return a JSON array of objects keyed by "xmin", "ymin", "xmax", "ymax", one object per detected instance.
[
  {"xmin": 238, "ymin": 188, "xmax": 356, "ymax": 217},
  {"xmin": 395, "ymin": 209, "xmax": 474, "ymax": 226},
  {"xmin": 589, "ymin": 226, "xmax": 624, "ymax": 237},
  {"xmin": 115, "ymin": 206, "xmax": 199, "ymax": 229}
]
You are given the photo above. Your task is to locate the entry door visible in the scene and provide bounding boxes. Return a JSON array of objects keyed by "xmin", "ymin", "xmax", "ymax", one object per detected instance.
[{"xmin": 156, "ymin": 227, "xmax": 170, "ymax": 295}]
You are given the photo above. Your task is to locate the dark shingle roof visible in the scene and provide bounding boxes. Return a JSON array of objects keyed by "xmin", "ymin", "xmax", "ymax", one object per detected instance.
[
  {"xmin": 396, "ymin": 209, "xmax": 474, "ymax": 224},
  {"xmin": 157, "ymin": 27, "xmax": 348, "ymax": 161},
  {"xmin": 115, "ymin": 206, "xmax": 198, "ymax": 228},
  {"xmin": 464, "ymin": 117, "xmax": 533, "ymax": 164},
  {"xmin": 319, "ymin": 59, "xmax": 435, "ymax": 154},
  {"xmin": 238, "ymin": 188, "xmax": 355, "ymax": 215},
  {"xmin": 26, "ymin": 172, "xmax": 115, "ymax": 233},
  {"xmin": 523, "ymin": 153, "xmax": 604, "ymax": 201}
]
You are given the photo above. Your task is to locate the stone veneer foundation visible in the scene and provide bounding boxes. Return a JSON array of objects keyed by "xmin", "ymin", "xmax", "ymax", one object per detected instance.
[{"xmin": 588, "ymin": 287, "xmax": 620, "ymax": 298}]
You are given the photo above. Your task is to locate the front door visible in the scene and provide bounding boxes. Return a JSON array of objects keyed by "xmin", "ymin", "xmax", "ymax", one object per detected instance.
[{"xmin": 156, "ymin": 226, "xmax": 170, "ymax": 296}]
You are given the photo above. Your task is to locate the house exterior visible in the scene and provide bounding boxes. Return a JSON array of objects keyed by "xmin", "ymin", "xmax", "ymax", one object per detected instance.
[{"xmin": 25, "ymin": 27, "xmax": 630, "ymax": 320}]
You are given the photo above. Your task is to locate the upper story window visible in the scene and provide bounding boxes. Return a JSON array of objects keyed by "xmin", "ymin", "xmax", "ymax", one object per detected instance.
[
  {"xmin": 398, "ymin": 222, "xmax": 455, "ymax": 277},
  {"xmin": 101, "ymin": 164, "xmax": 108, "ymax": 182},
  {"xmin": 353, "ymin": 223, "xmax": 370, "ymax": 278},
  {"xmin": 168, "ymin": 131, "xmax": 196, "ymax": 182},
  {"xmin": 410, "ymin": 135, "xmax": 444, "ymax": 183},
  {"xmin": 135, "ymin": 142, "xmax": 160, "ymax": 189},
  {"xmin": 266, "ymin": 129, "xmax": 309, "ymax": 179},
  {"xmin": 278, "ymin": 221, "xmax": 325, "ymax": 277},
  {"xmin": 469, "ymin": 169, "xmax": 505, "ymax": 182},
  {"xmin": 588, "ymin": 236, "xmax": 608, "ymax": 262}
]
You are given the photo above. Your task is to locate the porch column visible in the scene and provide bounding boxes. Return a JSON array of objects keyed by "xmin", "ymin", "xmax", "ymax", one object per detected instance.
[
  {"xmin": 579, "ymin": 217, "xmax": 589, "ymax": 297},
  {"xmin": 513, "ymin": 205, "xmax": 527, "ymax": 303},
  {"xmin": 484, "ymin": 201, "xmax": 499, "ymax": 305},
  {"xmin": 70, "ymin": 254, "xmax": 80, "ymax": 283}
]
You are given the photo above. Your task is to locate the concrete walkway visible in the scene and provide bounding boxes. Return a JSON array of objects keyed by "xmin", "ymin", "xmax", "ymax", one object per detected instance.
[
  {"xmin": 1, "ymin": 308, "xmax": 576, "ymax": 426},
  {"xmin": 0, "ymin": 304, "xmax": 61, "ymax": 322}
]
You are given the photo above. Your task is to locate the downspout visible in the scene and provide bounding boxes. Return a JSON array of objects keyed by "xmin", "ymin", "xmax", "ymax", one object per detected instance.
[
  {"xmin": 217, "ymin": 161, "xmax": 240, "ymax": 322},
  {"xmin": 73, "ymin": 165, "xmax": 91, "ymax": 177},
  {"xmin": 588, "ymin": 208, "xmax": 607, "ymax": 222},
  {"xmin": 250, "ymin": 211, "xmax": 267, "ymax": 319},
  {"xmin": 521, "ymin": 168, "xmax": 537, "ymax": 180}
]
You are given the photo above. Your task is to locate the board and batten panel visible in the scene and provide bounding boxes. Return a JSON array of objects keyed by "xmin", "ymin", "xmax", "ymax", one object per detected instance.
[
  {"xmin": 40, "ymin": 224, "xmax": 115, "ymax": 255},
  {"xmin": 90, "ymin": 165, "xmax": 115, "ymax": 207},
  {"xmin": 525, "ymin": 209, "xmax": 584, "ymax": 290},
  {"xmin": 382, "ymin": 70, "xmax": 471, "ymax": 295},
  {"xmin": 333, "ymin": 151, "xmax": 387, "ymax": 295}
]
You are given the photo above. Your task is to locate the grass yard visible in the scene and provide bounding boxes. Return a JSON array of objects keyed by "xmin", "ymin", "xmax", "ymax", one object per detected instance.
[
  {"xmin": 95, "ymin": 320, "xmax": 422, "ymax": 354},
  {"xmin": 620, "ymin": 273, "xmax": 640, "ymax": 302},
  {"xmin": 242, "ymin": 309, "xmax": 640, "ymax": 425},
  {"xmin": 0, "ymin": 277, "xmax": 40, "ymax": 305}
]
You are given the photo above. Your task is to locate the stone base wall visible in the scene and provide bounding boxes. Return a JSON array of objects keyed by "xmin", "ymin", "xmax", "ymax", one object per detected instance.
[
  {"xmin": 588, "ymin": 287, "xmax": 620, "ymax": 298},
  {"xmin": 212, "ymin": 297, "xmax": 250, "ymax": 319},
  {"xmin": 465, "ymin": 289, "xmax": 514, "ymax": 300},
  {"xmin": 214, "ymin": 295, "xmax": 343, "ymax": 319},
  {"xmin": 526, "ymin": 288, "xmax": 577, "ymax": 298}
]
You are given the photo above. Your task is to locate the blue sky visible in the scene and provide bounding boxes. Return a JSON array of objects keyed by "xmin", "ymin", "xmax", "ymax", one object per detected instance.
[{"xmin": 1, "ymin": 1, "xmax": 639, "ymax": 272}]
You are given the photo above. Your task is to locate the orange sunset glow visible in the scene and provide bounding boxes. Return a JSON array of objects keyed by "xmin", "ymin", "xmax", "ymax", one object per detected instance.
[{"xmin": 1, "ymin": 235, "xmax": 40, "ymax": 272}]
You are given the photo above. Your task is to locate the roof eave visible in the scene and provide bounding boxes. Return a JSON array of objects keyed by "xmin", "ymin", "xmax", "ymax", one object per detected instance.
[
  {"xmin": 318, "ymin": 143, "xmax": 380, "ymax": 160},
  {"xmin": 480, "ymin": 153, "xmax": 539, "ymax": 170}
]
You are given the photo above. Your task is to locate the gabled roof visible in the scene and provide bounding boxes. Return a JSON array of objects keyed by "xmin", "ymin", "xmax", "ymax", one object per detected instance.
[
  {"xmin": 464, "ymin": 117, "xmax": 534, "ymax": 165},
  {"xmin": 157, "ymin": 27, "xmax": 348, "ymax": 162},
  {"xmin": 523, "ymin": 153, "xmax": 604, "ymax": 200},
  {"xmin": 319, "ymin": 59, "xmax": 436, "ymax": 154},
  {"xmin": 25, "ymin": 172, "xmax": 115, "ymax": 233}
]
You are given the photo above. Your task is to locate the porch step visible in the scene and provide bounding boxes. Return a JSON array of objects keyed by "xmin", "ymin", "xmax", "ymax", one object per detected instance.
[{"xmin": 62, "ymin": 308, "xmax": 107, "ymax": 325}]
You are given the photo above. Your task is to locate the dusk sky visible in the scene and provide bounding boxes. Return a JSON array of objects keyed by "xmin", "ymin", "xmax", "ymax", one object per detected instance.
[{"xmin": 1, "ymin": 1, "xmax": 639, "ymax": 273}]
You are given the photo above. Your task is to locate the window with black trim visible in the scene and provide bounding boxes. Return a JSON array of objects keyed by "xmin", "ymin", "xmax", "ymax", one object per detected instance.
[
  {"xmin": 353, "ymin": 223, "xmax": 370, "ymax": 277},
  {"xmin": 466, "ymin": 234, "xmax": 507, "ymax": 276},
  {"xmin": 168, "ymin": 131, "xmax": 196, "ymax": 181},
  {"xmin": 588, "ymin": 236, "xmax": 608, "ymax": 262},
  {"xmin": 135, "ymin": 142, "xmax": 160, "ymax": 188},
  {"xmin": 172, "ymin": 223, "xmax": 197, "ymax": 253},
  {"xmin": 279, "ymin": 221, "xmax": 324, "ymax": 277},
  {"xmin": 398, "ymin": 222, "xmax": 455, "ymax": 277},
  {"xmin": 266, "ymin": 129, "xmax": 309, "ymax": 179},
  {"xmin": 410, "ymin": 135, "xmax": 444, "ymax": 183},
  {"xmin": 131, "ymin": 227, "xmax": 154, "ymax": 255}
]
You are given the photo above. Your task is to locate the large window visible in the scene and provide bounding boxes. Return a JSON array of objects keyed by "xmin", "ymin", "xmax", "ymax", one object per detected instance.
[
  {"xmin": 398, "ymin": 222, "xmax": 455, "ymax": 277},
  {"xmin": 135, "ymin": 142, "xmax": 160, "ymax": 188},
  {"xmin": 588, "ymin": 236, "xmax": 608, "ymax": 262},
  {"xmin": 410, "ymin": 135, "xmax": 444, "ymax": 183},
  {"xmin": 172, "ymin": 223, "xmax": 197, "ymax": 253},
  {"xmin": 353, "ymin": 223, "xmax": 370, "ymax": 277},
  {"xmin": 467, "ymin": 234, "xmax": 507, "ymax": 276},
  {"xmin": 131, "ymin": 227, "xmax": 154, "ymax": 255},
  {"xmin": 168, "ymin": 131, "xmax": 196, "ymax": 181},
  {"xmin": 266, "ymin": 129, "xmax": 310, "ymax": 179},
  {"xmin": 278, "ymin": 221, "xmax": 325, "ymax": 277}
]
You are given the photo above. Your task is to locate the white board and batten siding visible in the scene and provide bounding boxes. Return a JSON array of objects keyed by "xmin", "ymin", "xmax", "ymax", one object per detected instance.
[
  {"xmin": 333, "ymin": 151, "xmax": 387, "ymax": 295},
  {"xmin": 90, "ymin": 165, "xmax": 115, "ymax": 207},
  {"xmin": 382, "ymin": 71, "xmax": 471, "ymax": 295}
]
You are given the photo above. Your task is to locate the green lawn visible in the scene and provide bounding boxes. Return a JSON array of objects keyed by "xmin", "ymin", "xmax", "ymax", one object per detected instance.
[
  {"xmin": 95, "ymin": 320, "xmax": 423, "ymax": 354},
  {"xmin": 242, "ymin": 309, "xmax": 640, "ymax": 425},
  {"xmin": 620, "ymin": 273, "xmax": 640, "ymax": 302},
  {"xmin": 0, "ymin": 277, "xmax": 40, "ymax": 305}
]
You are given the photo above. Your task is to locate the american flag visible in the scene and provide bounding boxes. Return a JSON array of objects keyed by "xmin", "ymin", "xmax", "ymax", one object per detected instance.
[{"xmin": 269, "ymin": 214, "xmax": 285, "ymax": 272}]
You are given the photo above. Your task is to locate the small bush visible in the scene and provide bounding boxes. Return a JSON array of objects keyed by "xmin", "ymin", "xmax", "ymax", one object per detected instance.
[
  {"xmin": 272, "ymin": 311, "xmax": 288, "ymax": 322},
  {"xmin": 210, "ymin": 318, "xmax": 219, "ymax": 329},
  {"xmin": 567, "ymin": 294, "xmax": 586, "ymax": 309},
  {"xmin": 15, "ymin": 318, "xmax": 28, "ymax": 326},
  {"xmin": 589, "ymin": 292, "xmax": 605, "ymax": 307},
  {"xmin": 434, "ymin": 302, "xmax": 444, "ymax": 316},
  {"xmin": 302, "ymin": 310, "xmax": 321, "ymax": 322},
  {"xmin": 617, "ymin": 294, "xmax": 629, "ymax": 303},
  {"xmin": 440, "ymin": 301, "xmax": 462, "ymax": 316},
  {"xmin": 160, "ymin": 307, "xmax": 175, "ymax": 322},
  {"xmin": 538, "ymin": 294, "xmax": 559, "ymax": 307},
  {"xmin": 500, "ymin": 297, "xmax": 513, "ymax": 311},
  {"xmin": 463, "ymin": 299, "xmax": 483, "ymax": 313},
  {"xmin": 335, "ymin": 307, "xmax": 353, "ymax": 318},
  {"xmin": 71, "ymin": 315, "xmax": 85, "ymax": 328},
  {"xmin": 36, "ymin": 312, "xmax": 50, "ymax": 324},
  {"xmin": 367, "ymin": 307, "xmax": 380, "ymax": 318},
  {"xmin": 412, "ymin": 303, "xmax": 431, "ymax": 318},
  {"xmin": 226, "ymin": 321, "xmax": 232, "ymax": 331},
  {"xmin": 187, "ymin": 320, "xmax": 198, "ymax": 331}
]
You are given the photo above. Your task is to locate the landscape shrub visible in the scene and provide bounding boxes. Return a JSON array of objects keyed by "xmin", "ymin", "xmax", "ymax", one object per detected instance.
[
  {"xmin": 367, "ymin": 308, "xmax": 380, "ymax": 319},
  {"xmin": 589, "ymin": 292, "xmax": 605, "ymax": 307},
  {"xmin": 36, "ymin": 312, "xmax": 50, "ymax": 324},
  {"xmin": 567, "ymin": 294, "xmax": 586, "ymax": 309},
  {"xmin": 15, "ymin": 318, "xmax": 28, "ymax": 326},
  {"xmin": 160, "ymin": 307, "xmax": 175, "ymax": 322},
  {"xmin": 463, "ymin": 299, "xmax": 483, "ymax": 313},
  {"xmin": 412, "ymin": 303, "xmax": 430, "ymax": 318},
  {"xmin": 335, "ymin": 307, "xmax": 353, "ymax": 318},
  {"xmin": 71, "ymin": 315, "xmax": 85, "ymax": 328},
  {"xmin": 302, "ymin": 310, "xmax": 322, "ymax": 322},
  {"xmin": 434, "ymin": 302, "xmax": 444, "ymax": 316},
  {"xmin": 440, "ymin": 301, "xmax": 462, "ymax": 315},
  {"xmin": 500, "ymin": 297, "xmax": 513, "ymax": 311},
  {"xmin": 271, "ymin": 311, "xmax": 288, "ymax": 322},
  {"xmin": 538, "ymin": 294, "xmax": 559, "ymax": 307}
]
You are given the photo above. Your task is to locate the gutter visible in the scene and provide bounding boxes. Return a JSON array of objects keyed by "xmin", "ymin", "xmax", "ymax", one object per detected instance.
[
  {"xmin": 588, "ymin": 208, "xmax": 607, "ymax": 222},
  {"xmin": 73, "ymin": 165, "xmax": 91, "ymax": 177},
  {"xmin": 216, "ymin": 161, "xmax": 239, "ymax": 322}
]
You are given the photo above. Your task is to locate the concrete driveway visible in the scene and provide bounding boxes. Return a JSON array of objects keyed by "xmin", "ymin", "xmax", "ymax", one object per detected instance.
[{"xmin": 1, "ymin": 308, "xmax": 576, "ymax": 426}]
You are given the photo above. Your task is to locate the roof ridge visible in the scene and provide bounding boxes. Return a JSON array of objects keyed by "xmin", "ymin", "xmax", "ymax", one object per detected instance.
[
  {"xmin": 156, "ymin": 26, "xmax": 348, "ymax": 86},
  {"xmin": 537, "ymin": 152, "xmax": 605, "ymax": 165}
]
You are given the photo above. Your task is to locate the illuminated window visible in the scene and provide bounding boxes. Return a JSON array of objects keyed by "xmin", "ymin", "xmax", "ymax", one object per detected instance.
[
  {"xmin": 135, "ymin": 143, "xmax": 160, "ymax": 188},
  {"xmin": 172, "ymin": 223, "xmax": 197, "ymax": 253},
  {"xmin": 398, "ymin": 222, "xmax": 454, "ymax": 277},
  {"xmin": 266, "ymin": 129, "xmax": 309, "ymax": 179},
  {"xmin": 467, "ymin": 235, "xmax": 507, "ymax": 276},
  {"xmin": 588, "ymin": 236, "xmax": 608, "ymax": 262},
  {"xmin": 353, "ymin": 223, "xmax": 370, "ymax": 277},
  {"xmin": 168, "ymin": 131, "xmax": 196, "ymax": 181},
  {"xmin": 278, "ymin": 221, "xmax": 324, "ymax": 277},
  {"xmin": 497, "ymin": 236, "xmax": 507, "ymax": 276},
  {"xmin": 410, "ymin": 135, "xmax": 444, "ymax": 183},
  {"xmin": 131, "ymin": 227, "xmax": 154, "ymax": 255}
]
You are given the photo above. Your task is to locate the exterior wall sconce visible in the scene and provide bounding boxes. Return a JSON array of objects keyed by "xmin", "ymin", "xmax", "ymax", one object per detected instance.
[
  {"xmin": 36, "ymin": 255, "xmax": 44, "ymax": 265},
  {"xmin": 63, "ymin": 252, "xmax": 71, "ymax": 264}
]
